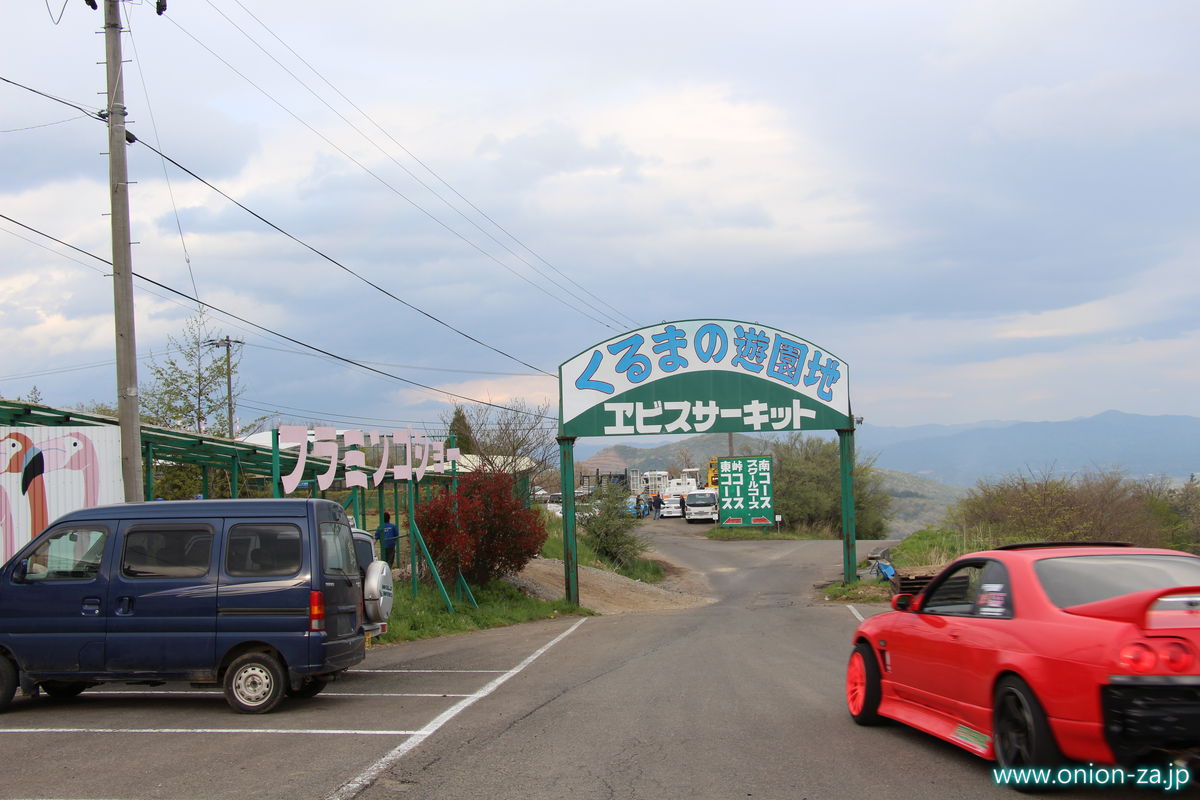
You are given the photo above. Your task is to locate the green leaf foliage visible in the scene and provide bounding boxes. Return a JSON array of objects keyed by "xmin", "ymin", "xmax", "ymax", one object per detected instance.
[{"xmin": 770, "ymin": 434, "xmax": 891, "ymax": 539}]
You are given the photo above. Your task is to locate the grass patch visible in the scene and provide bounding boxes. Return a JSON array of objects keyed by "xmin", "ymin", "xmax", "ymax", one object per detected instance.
[
  {"xmin": 888, "ymin": 526, "xmax": 1006, "ymax": 568},
  {"xmin": 540, "ymin": 509, "xmax": 665, "ymax": 583},
  {"xmin": 822, "ymin": 579, "xmax": 892, "ymax": 603},
  {"xmin": 376, "ymin": 580, "xmax": 589, "ymax": 643}
]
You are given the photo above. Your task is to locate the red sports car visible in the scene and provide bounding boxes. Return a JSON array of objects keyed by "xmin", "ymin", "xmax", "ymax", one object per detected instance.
[{"xmin": 846, "ymin": 543, "xmax": 1200, "ymax": 771}]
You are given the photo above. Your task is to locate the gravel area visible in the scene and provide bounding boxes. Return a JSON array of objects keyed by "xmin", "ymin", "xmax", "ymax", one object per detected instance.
[{"xmin": 507, "ymin": 555, "xmax": 715, "ymax": 615}]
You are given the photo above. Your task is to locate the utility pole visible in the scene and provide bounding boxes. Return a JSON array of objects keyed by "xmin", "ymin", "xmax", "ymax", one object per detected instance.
[
  {"xmin": 101, "ymin": 0, "xmax": 143, "ymax": 502},
  {"xmin": 204, "ymin": 336, "xmax": 243, "ymax": 438}
]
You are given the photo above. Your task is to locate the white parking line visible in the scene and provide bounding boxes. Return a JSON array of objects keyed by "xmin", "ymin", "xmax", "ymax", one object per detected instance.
[
  {"xmin": 78, "ymin": 691, "xmax": 473, "ymax": 699},
  {"xmin": 847, "ymin": 604, "xmax": 865, "ymax": 622},
  {"xmin": 0, "ymin": 728, "xmax": 422, "ymax": 736},
  {"xmin": 327, "ymin": 617, "xmax": 588, "ymax": 800},
  {"xmin": 349, "ymin": 669, "xmax": 506, "ymax": 674}
]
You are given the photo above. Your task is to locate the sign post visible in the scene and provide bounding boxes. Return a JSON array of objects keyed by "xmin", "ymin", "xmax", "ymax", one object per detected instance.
[
  {"xmin": 717, "ymin": 456, "xmax": 775, "ymax": 527},
  {"xmin": 558, "ymin": 319, "xmax": 859, "ymax": 597}
]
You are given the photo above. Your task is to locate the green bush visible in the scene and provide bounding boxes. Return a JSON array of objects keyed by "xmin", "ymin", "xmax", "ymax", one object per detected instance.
[
  {"xmin": 770, "ymin": 434, "xmax": 891, "ymax": 539},
  {"xmin": 578, "ymin": 483, "xmax": 650, "ymax": 568}
]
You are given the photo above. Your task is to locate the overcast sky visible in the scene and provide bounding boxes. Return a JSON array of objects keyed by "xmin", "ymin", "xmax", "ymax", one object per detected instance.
[{"xmin": 3, "ymin": 0, "xmax": 1198, "ymax": 437}]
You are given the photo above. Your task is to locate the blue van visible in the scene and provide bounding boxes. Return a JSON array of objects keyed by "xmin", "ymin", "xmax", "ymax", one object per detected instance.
[{"xmin": 0, "ymin": 498, "xmax": 365, "ymax": 713}]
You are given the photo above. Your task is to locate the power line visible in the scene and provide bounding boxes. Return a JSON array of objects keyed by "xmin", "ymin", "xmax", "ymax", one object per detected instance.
[
  {"xmin": 0, "ymin": 212, "xmax": 557, "ymax": 422},
  {"xmin": 205, "ymin": 0, "xmax": 636, "ymax": 330},
  {"xmin": 2, "ymin": 72, "xmax": 556, "ymax": 377},
  {"xmin": 160, "ymin": 13, "xmax": 620, "ymax": 332}
]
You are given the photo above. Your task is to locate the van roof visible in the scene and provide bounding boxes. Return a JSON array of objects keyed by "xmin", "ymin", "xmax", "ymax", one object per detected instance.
[{"xmin": 51, "ymin": 497, "xmax": 344, "ymax": 524}]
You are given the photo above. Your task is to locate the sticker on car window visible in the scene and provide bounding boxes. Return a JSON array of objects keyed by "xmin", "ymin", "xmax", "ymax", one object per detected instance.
[{"xmin": 978, "ymin": 585, "xmax": 1008, "ymax": 616}]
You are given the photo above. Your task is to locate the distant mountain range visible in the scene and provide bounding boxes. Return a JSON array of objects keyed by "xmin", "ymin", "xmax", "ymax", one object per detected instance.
[{"xmin": 861, "ymin": 410, "xmax": 1199, "ymax": 487}]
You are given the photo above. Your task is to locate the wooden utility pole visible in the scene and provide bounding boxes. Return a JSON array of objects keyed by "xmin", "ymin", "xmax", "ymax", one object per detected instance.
[
  {"xmin": 103, "ymin": 0, "xmax": 144, "ymax": 501},
  {"xmin": 204, "ymin": 336, "xmax": 244, "ymax": 438}
]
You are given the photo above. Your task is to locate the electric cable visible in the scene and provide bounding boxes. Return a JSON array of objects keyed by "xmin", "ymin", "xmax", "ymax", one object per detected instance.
[{"xmin": 0, "ymin": 212, "xmax": 558, "ymax": 421}]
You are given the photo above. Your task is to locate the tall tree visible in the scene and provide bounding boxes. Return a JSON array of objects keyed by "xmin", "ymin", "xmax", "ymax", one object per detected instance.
[
  {"xmin": 140, "ymin": 310, "xmax": 246, "ymax": 438},
  {"xmin": 451, "ymin": 400, "xmax": 556, "ymax": 476},
  {"xmin": 446, "ymin": 405, "xmax": 479, "ymax": 455}
]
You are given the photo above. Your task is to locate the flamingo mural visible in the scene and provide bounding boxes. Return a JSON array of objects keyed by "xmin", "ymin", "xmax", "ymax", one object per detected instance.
[
  {"xmin": 1, "ymin": 432, "xmax": 48, "ymax": 539},
  {"xmin": 40, "ymin": 432, "xmax": 100, "ymax": 508}
]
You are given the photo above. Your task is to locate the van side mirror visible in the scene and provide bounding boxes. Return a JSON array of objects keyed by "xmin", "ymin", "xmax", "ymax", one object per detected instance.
[{"xmin": 12, "ymin": 559, "xmax": 28, "ymax": 584}]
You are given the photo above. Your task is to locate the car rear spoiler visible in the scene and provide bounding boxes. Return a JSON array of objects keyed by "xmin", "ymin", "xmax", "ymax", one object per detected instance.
[{"xmin": 1064, "ymin": 585, "xmax": 1200, "ymax": 628}]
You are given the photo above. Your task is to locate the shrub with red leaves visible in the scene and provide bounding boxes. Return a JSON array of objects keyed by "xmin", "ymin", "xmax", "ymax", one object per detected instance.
[{"xmin": 415, "ymin": 472, "xmax": 547, "ymax": 585}]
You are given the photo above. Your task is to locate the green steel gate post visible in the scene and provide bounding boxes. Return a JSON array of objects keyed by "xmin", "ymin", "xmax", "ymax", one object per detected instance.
[
  {"xmin": 230, "ymin": 456, "xmax": 241, "ymax": 499},
  {"xmin": 143, "ymin": 443, "xmax": 153, "ymax": 500},
  {"xmin": 271, "ymin": 428, "xmax": 282, "ymax": 498},
  {"xmin": 407, "ymin": 476, "xmax": 454, "ymax": 612},
  {"xmin": 838, "ymin": 427, "xmax": 858, "ymax": 583},
  {"xmin": 557, "ymin": 436, "xmax": 579, "ymax": 605},
  {"xmin": 408, "ymin": 479, "xmax": 419, "ymax": 599},
  {"xmin": 201, "ymin": 465, "xmax": 210, "ymax": 500}
]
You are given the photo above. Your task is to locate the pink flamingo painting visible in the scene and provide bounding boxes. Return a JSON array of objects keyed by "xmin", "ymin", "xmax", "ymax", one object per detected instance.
[
  {"xmin": 40, "ymin": 432, "xmax": 100, "ymax": 508},
  {"xmin": 1, "ymin": 432, "xmax": 48, "ymax": 539}
]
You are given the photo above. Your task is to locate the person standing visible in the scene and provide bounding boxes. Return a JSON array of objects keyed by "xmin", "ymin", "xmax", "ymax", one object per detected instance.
[
  {"xmin": 375, "ymin": 511, "xmax": 399, "ymax": 567},
  {"xmin": 652, "ymin": 494, "xmax": 664, "ymax": 520}
]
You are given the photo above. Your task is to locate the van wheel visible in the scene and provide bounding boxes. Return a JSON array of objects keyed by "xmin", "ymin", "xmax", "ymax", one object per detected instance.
[
  {"xmin": 224, "ymin": 652, "xmax": 286, "ymax": 714},
  {"xmin": 40, "ymin": 681, "xmax": 91, "ymax": 699},
  {"xmin": 0, "ymin": 657, "xmax": 16, "ymax": 712},
  {"xmin": 286, "ymin": 677, "xmax": 327, "ymax": 699}
]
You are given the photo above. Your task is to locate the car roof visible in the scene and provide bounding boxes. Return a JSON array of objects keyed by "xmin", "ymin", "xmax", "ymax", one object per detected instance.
[
  {"xmin": 967, "ymin": 543, "xmax": 1196, "ymax": 562},
  {"xmin": 52, "ymin": 497, "xmax": 341, "ymax": 522}
]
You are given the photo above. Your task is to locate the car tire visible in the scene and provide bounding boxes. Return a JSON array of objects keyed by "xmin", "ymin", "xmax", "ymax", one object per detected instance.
[
  {"xmin": 224, "ymin": 651, "xmax": 286, "ymax": 714},
  {"xmin": 286, "ymin": 677, "xmax": 328, "ymax": 699},
  {"xmin": 0, "ymin": 656, "xmax": 16, "ymax": 712},
  {"xmin": 40, "ymin": 680, "xmax": 92, "ymax": 699},
  {"xmin": 846, "ymin": 642, "xmax": 884, "ymax": 725},
  {"xmin": 993, "ymin": 675, "xmax": 1062, "ymax": 791}
]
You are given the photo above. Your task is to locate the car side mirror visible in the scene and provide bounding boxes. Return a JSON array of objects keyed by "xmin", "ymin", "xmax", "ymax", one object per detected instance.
[
  {"xmin": 891, "ymin": 593, "xmax": 913, "ymax": 612},
  {"xmin": 11, "ymin": 559, "xmax": 28, "ymax": 584}
]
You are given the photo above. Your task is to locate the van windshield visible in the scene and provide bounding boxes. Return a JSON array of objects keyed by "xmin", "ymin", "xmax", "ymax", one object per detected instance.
[{"xmin": 687, "ymin": 493, "xmax": 717, "ymax": 506}]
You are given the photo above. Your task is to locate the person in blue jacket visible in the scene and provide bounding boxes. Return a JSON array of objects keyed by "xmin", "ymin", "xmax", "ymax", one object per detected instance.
[{"xmin": 375, "ymin": 511, "xmax": 400, "ymax": 566}]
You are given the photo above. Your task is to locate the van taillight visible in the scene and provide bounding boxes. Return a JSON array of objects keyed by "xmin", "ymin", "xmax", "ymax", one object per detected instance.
[{"xmin": 309, "ymin": 591, "xmax": 326, "ymax": 632}]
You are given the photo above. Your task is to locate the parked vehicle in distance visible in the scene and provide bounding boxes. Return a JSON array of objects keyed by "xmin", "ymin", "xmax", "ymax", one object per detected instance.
[
  {"xmin": 684, "ymin": 491, "xmax": 719, "ymax": 523},
  {"xmin": 660, "ymin": 496, "xmax": 683, "ymax": 518},
  {"xmin": 352, "ymin": 530, "xmax": 394, "ymax": 639},
  {"xmin": 846, "ymin": 542, "xmax": 1200, "ymax": 782},
  {"xmin": 0, "ymin": 498, "xmax": 365, "ymax": 714}
]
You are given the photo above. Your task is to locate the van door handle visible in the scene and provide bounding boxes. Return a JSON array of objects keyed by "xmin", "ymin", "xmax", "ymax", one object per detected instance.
[
  {"xmin": 81, "ymin": 597, "xmax": 102, "ymax": 616},
  {"xmin": 116, "ymin": 596, "xmax": 134, "ymax": 616}
]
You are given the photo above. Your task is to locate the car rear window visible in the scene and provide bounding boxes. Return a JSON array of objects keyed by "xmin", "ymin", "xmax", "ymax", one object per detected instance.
[
  {"xmin": 1034, "ymin": 554, "xmax": 1200, "ymax": 608},
  {"xmin": 320, "ymin": 521, "xmax": 357, "ymax": 576},
  {"xmin": 123, "ymin": 528, "xmax": 213, "ymax": 578},
  {"xmin": 226, "ymin": 523, "xmax": 302, "ymax": 577}
]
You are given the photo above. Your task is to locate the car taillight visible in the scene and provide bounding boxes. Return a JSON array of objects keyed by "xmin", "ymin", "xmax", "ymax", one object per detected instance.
[
  {"xmin": 309, "ymin": 590, "xmax": 326, "ymax": 632},
  {"xmin": 1162, "ymin": 641, "xmax": 1195, "ymax": 672},
  {"xmin": 1118, "ymin": 639, "xmax": 1197, "ymax": 674},
  {"xmin": 1119, "ymin": 642, "xmax": 1157, "ymax": 673}
]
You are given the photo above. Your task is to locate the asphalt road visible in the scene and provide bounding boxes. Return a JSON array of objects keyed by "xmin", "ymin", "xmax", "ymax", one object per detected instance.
[{"xmin": 0, "ymin": 522, "xmax": 1147, "ymax": 799}]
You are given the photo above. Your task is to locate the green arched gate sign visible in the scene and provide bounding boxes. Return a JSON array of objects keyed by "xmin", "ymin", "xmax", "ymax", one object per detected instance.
[{"xmin": 557, "ymin": 319, "xmax": 859, "ymax": 603}]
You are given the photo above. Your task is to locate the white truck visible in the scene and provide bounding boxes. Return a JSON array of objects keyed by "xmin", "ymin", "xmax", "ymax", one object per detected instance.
[{"xmin": 683, "ymin": 489, "xmax": 719, "ymax": 523}]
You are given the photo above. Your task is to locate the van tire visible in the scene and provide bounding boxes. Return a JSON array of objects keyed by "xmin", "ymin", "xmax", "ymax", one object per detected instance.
[
  {"xmin": 0, "ymin": 656, "xmax": 15, "ymax": 712},
  {"xmin": 224, "ymin": 652, "xmax": 286, "ymax": 714}
]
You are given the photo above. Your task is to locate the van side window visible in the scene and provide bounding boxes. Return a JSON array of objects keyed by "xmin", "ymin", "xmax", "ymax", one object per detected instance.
[
  {"xmin": 226, "ymin": 524, "xmax": 302, "ymax": 577},
  {"xmin": 122, "ymin": 529, "xmax": 213, "ymax": 578},
  {"xmin": 320, "ymin": 522, "xmax": 356, "ymax": 576},
  {"xmin": 23, "ymin": 527, "xmax": 108, "ymax": 582}
]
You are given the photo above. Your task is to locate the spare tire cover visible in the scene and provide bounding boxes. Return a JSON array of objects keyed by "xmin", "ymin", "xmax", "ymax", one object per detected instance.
[{"xmin": 362, "ymin": 560, "xmax": 394, "ymax": 623}]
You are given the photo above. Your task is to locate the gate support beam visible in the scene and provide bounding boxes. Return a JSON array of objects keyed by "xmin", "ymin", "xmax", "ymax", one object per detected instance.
[
  {"xmin": 838, "ymin": 427, "xmax": 858, "ymax": 583},
  {"xmin": 557, "ymin": 435, "xmax": 579, "ymax": 605}
]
